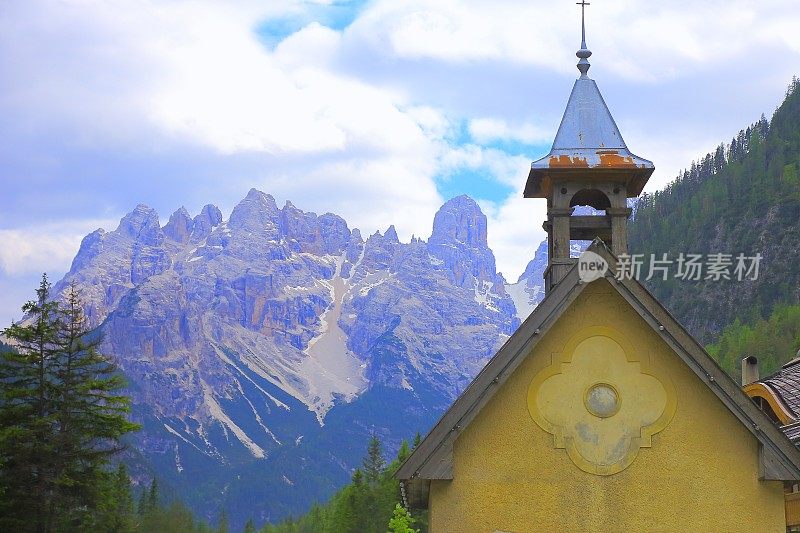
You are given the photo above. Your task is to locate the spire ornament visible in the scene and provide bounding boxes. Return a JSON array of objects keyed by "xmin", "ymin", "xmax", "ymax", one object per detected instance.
[{"xmin": 576, "ymin": 0, "xmax": 592, "ymax": 77}]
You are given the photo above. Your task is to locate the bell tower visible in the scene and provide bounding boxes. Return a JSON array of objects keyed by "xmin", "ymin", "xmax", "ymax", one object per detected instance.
[{"xmin": 525, "ymin": 1, "xmax": 654, "ymax": 293}]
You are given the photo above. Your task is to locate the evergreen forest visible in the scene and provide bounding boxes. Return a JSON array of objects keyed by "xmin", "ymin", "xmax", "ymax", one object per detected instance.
[{"xmin": 630, "ymin": 77, "xmax": 800, "ymax": 348}]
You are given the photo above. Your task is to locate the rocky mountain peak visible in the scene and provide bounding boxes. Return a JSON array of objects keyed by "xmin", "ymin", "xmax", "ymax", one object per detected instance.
[
  {"xmin": 281, "ymin": 202, "xmax": 351, "ymax": 255},
  {"xmin": 518, "ymin": 240, "xmax": 548, "ymax": 283},
  {"xmin": 429, "ymin": 195, "xmax": 488, "ymax": 249},
  {"xmin": 69, "ymin": 228, "xmax": 106, "ymax": 273},
  {"xmin": 192, "ymin": 204, "xmax": 222, "ymax": 241},
  {"xmin": 164, "ymin": 207, "xmax": 194, "ymax": 243},
  {"xmin": 117, "ymin": 204, "xmax": 163, "ymax": 246},
  {"xmin": 427, "ymin": 195, "xmax": 497, "ymax": 289},
  {"xmin": 228, "ymin": 188, "xmax": 281, "ymax": 236},
  {"xmin": 384, "ymin": 225, "xmax": 399, "ymax": 243}
]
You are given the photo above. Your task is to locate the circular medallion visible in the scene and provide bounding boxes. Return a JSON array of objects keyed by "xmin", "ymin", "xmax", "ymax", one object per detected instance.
[{"xmin": 584, "ymin": 383, "xmax": 620, "ymax": 418}]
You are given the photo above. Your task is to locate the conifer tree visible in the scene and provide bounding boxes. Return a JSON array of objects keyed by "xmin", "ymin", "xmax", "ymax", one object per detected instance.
[
  {"xmin": 148, "ymin": 478, "xmax": 160, "ymax": 513},
  {"xmin": 396, "ymin": 440, "xmax": 411, "ymax": 464},
  {"xmin": 304, "ymin": 504, "xmax": 324, "ymax": 532},
  {"xmin": 162, "ymin": 500, "xmax": 197, "ymax": 531},
  {"xmin": 137, "ymin": 489, "xmax": 147, "ymax": 517},
  {"xmin": 0, "ymin": 276, "xmax": 138, "ymax": 531},
  {"xmin": 98, "ymin": 464, "xmax": 135, "ymax": 532},
  {"xmin": 388, "ymin": 503, "xmax": 419, "ymax": 533},
  {"xmin": 0, "ymin": 274, "xmax": 66, "ymax": 532},
  {"xmin": 49, "ymin": 282, "xmax": 139, "ymax": 527},
  {"xmin": 363, "ymin": 434, "xmax": 385, "ymax": 483},
  {"xmin": 344, "ymin": 468, "xmax": 367, "ymax": 532}
]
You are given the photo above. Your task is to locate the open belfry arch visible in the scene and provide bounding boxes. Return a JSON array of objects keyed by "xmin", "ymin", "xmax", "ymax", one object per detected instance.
[{"xmin": 397, "ymin": 5, "xmax": 800, "ymax": 532}]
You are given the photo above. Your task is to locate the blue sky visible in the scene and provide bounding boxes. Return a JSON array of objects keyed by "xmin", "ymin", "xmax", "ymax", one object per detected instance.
[
  {"xmin": 256, "ymin": 0, "xmax": 370, "ymax": 44},
  {"xmin": 1, "ymin": 0, "xmax": 799, "ymax": 323}
]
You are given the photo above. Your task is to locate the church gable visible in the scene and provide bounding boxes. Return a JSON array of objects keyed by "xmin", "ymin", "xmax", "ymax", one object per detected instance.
[
  {"xmin": 458, "ymin": 279, "xmax": 758, "ymax": 474},
  {"xmin": 427, "ymin": 279, "xmax": 787, "ymax": 531},
  {"xmin": 397, "ymin": 243, "xmax": 800, "ymax": 510}
]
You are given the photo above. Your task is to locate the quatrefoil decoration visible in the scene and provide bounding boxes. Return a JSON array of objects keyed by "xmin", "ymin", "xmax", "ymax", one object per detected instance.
[{"xmin": 528, "ymin": 326, "xmax": 676, "ymax": 475}]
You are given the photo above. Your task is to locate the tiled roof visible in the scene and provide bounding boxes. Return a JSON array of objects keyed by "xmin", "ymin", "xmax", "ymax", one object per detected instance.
[
  {"xmin": 783, "ymin": 422, "xmax": 800, "ymax": 444},
  {"xmin": 762, "ymin": 360, "xmax": 800, "ymax": 419}
]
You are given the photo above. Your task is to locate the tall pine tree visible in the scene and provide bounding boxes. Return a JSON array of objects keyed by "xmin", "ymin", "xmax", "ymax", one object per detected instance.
[
  {"xmin": 0, "ymin": 276, "xmax": 139, "ymax": 532},
  {"xmin": 363, "ymin": 434, "xmax": 386, "ymax": 483},
  {"xmin": 49, "ymin": 282, "xmax": 139, "ymax": 529},
  {"xmin": 0, "ymin": 274, "xmax": 63, "ymax": 532}
]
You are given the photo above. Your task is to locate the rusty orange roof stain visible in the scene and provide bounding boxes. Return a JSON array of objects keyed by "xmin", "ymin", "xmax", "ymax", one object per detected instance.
[
  {"xmin": 545, "ymin": 152, "xmax": 641, "ymax": 169},
  {"xmin": 549, "ymin": 155, "xmax": 589, "ymax": 168},
  {"xmin": 598, "ymin": 152, "xmax": 637, "ymax": 167}
]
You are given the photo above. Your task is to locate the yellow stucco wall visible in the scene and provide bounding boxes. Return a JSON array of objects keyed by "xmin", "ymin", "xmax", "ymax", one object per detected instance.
[{"xmin": 429, "ymin": 280, "xmax": 786, "ymax": 532}]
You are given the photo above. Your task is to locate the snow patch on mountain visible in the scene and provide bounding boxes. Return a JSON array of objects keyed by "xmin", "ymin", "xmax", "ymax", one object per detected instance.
[
  {"xmin": 300, "ymin": 254, "xmax": 367, "ymax": 423},
  {"xmin": 201, "ymin": 380, "xmax": 265, "ymax": 458},
  {"xmin": 504, "ymin": 280, "xmax": 540, "ymax": 320}
]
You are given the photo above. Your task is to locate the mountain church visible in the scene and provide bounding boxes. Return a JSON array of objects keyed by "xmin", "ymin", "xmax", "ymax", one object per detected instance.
[{"xmin": 396, "ymin": 8, "xmax": 800, "ymax": 532}]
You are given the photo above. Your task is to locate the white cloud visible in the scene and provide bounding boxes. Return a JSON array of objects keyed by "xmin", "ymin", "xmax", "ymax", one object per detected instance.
[
  {"xmin": 150, "ymin": 19, "xmax": 352, "ymax": 154},
  {"xmin": 351, "ymin": 0, "xmax": 800, "ymax": 81},
  {"xmin": 0, "ymin": 219, "xmax": 116, "ymax": 277},
  {"xmin": 468, "ymin": 118, "xmax": 551, "ymax": 145},
  {"xmin": 2, "ymin": 0, "xmax": 800, "ymax": 298},
  {"xmin": 0, "ymin": 2, "xmax": 432, "ymax": 157},
  {"xmin": 440, "ymin": 144, "xmax": 530, "ymax": 188},
  {"xmin": 403, "ymin": 106, "xmax": 455, "ymax": 140},
  {"xmin": 482, "ymin": 193, "xmax": 548, "ymax": 282},
  {"xmin": 0, "ymin": 1, "xmax": 450, "ymax": 239},
  {"xmin": 274, "ymin": 21, "xmax": 342, "ymax": 68},
  {"xmin": 349, "ymin": 0, "xmax": 573, "ymax": 70}
]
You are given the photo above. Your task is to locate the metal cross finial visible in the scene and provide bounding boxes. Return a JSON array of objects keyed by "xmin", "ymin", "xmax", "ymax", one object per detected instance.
[
  {"xmin": 575, "ymin": 0, "xmax": 592, "ymax": 77},
  {"xmin": 577, "ymin": 1, "xmax": 590, "ymax": 49}
]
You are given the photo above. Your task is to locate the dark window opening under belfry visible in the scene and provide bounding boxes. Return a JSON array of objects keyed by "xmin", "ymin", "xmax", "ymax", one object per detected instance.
[{"xmin": 570, "ymin": 188, "xmax": 611, "ymax": 210}]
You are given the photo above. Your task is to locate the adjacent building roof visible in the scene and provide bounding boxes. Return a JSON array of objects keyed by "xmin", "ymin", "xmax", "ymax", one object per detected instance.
[
  {"xmin": 761, "ymin": 360, "xmax": 800, "ymax": 419},
  {"xmin": 396, "ymin": 241, "xmax": 800, "ymax": 508},
  {"xmin": 745, "ymin": 358, "xmax": 800, "ymax": 442},
  {"xmin": 784, "ymin": 421, "xmax": 800, "ymax": 443}
]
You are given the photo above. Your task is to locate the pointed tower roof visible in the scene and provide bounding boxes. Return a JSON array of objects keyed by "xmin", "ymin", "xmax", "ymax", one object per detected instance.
[{"xmin": 524, "ymin": 6, "xmax": 654, "ymax": 199}]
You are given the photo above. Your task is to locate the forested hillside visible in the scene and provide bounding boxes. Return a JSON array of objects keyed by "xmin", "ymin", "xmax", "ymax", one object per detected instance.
[
  {"xmin": 708, "ymin": 303, "xmax": 800, "ymax": 378},
  {"xmin": 630, "ymin": 77, "xmax": 800, "ymax": 348},
  {"xmin": 259, "ymin": 435, "xmax": 425, "ymax": 533}
]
